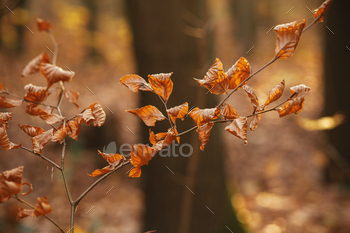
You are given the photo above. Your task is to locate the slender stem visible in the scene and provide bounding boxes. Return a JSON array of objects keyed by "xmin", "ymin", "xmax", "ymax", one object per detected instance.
[
  {"xmin": 15, "ymin": 195, "xmax": 65, "ymax": 233},
  {"xmin": 177, "ymin": 125, "xmax": 198, "ymax": 137},
  {"xmin": 20, "ymin": 146, "xmax": 62, "ymax": 171},
  {"xmin": 48, "ymin": 30, "xmax": 58, "ymax": 65},
  {"xmin": 302, "ymin": 15, "xmax": 321, "ymax": 33},
  {"xmin": 158, "ymin": 95, "xmax": 174, "ymax": 128},
  {"xmin": 56, "ymin": 88, "xmax": 65, "ymax": 117},
  {"xmin": 60, "ymin": 140, "xmax": 73, "ymax": 204},
  {"xmin": 69, "ymin": 204, "xmax": 75, "ymax": 233},
  {"xmin": 75, "ymin": 160, "xmax": 130, "ymax": 205}
]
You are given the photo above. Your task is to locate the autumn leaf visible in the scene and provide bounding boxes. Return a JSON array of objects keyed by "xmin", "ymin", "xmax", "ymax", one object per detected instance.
[
  {"xmin": 166, "ymin": 102, "xmax": 188, "ymax": 124},
  {"xmin": 129, "ymin": 144, "xmax": 157, "ymax": 178},
  {"xmin": 0, "ymin": 84, "xmax": 4, "ymax": 92},
  {"xmin": 40, "ymin": 63, "xmax": 75, "ymax": 88},
  {"xmin": 24, "ymin": 84, "xmax": 50, "ymax": 103},
  {"xmin": 314, "ymin": 0, "xmax": 333, "ymax": 22},
  {"xmin": 0, "ymin": 96, "xmax": 23, "ymax": 108},
  {"xmin": 225, "ymin": 117, "xmax": 248, "ymax": 145},
  {"xmin": 274, "ymin": 20, "xmax": 306, "ymax": 59},
  {"xmin": 277, "ymin": 97, "xmax": 305, "ymax": 117},
  {"xmin": 34, "ymin": 196, "xmax": 53, "ymax": 216},
  {"xmin": 249, "ymin": 105, "xmax": 265, "ymax": 131},
  {"xmin": 31, "ymin": 129, "xmax": 54, "ymax": 154},
  {"xmin": 0, "ymin": 113, "xmax": 21, "ymax": 151},
  {"xmin": 17, "ymin": 207, "xmax": 34, "ymax": 220},
  {"xmin": 21, "ymin": 52, "xmax": 50, "ymax": 77},
  {"xmin": 148, "ymin": 73, "xmax": 174, "ymax": 102},
  {"xmin": 35, "ymin": 16, "xmax": 52, "ymax": 32},
  {"xmin": 88, "ymin": 150, "xmax": 125, "ymax": 177},
  {"xmin": 149, "ymin": 129, "xmax": 167, "ymax": 145},
  {"xmin": 194, "ymin": 58, "xmax": 229, "ymax": 95},
  {"xmin": 0, "ymin": 166, "xmax": 23, "ymax": 203},
  {"xmin": 40, "ymin": 113, "xmax": 65, "ymax": 125},
  {"xmin": 290, "ymin": 84, "xmax": 311, "ymax": 97},
  {"xmin": 82, "ymin": 102, "xmax": 106, "ymax": 127},
  {"xmin": 188, "ymin": 107, "xmax": 220, "ymax": 127},
  {"xmin": 51, "ymin": 126, "xmax": 67, "ymax": 144},
  {"xmin": 221, "ymin": 103, "xmax": 239, "ymax": 120},
  {"xmin": 242, "ymin": 85, "xmax": 259, "ymax": 110},
  {"xmin": 25, "ymin": 103, "xmax": 51, "ymax": 116},
  {"xmin": 226, "ymin": 57, "xmax": 251, "ymax": 90},
  {"xmin": 127, "ymin": 105, "xmax": 166, "ymax": 127},
  {"xmin": 18, "ymin": 124, "xmax": 45, "ymax": 137},
  {"xmin": 66, "ymin": 119, "xmax": 81, "ymax": 140},
  {"xmin": 153, "ymin": 127, "xmax": 178, "ymax": 151},
  {"xmin": 64, "ymin": 90, "xmax": 80, "ymax": 108},
  {"xmin": 265, "ymin": 79, "xmax": 285, "ymax": 106},
  {"xmin": 119, "ymin": 74, "xmax": 153, "ymax": 92},
  {"xmin": 197, "ymin": 122, "xmax": 214, "ymax": 151}
]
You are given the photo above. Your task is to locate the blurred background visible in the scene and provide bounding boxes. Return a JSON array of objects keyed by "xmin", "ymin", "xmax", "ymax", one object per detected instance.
[{"xmin": 0, "ymin": 0, "xmax": 350, "ymax": 232}]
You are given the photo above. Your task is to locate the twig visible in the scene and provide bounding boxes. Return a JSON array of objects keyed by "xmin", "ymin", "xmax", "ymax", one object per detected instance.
[
  {"xmin": 48, "ymin": 30, "xmax": 58, "ymax": 65},
  {"xmin": 60, "ymin": 139, "xmax": 73, "ymax": 204},
  {"xmin": 20, "ymin": 146, "xmax": 62, "ymax": 171},
  {"xmin": 157, "ymin": 95, "xmax": 174, "ymax": 128}
]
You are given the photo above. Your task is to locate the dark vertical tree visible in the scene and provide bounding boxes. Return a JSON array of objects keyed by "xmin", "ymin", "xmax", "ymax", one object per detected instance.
[{"xmin": 125, "ymin": 0, "xmax": 245, "ymax": 233}]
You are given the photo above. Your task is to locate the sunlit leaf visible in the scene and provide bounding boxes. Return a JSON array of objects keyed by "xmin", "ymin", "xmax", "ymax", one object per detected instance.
[
  {"xmin": 18, "ymin": 124, "xmax": 45, "ymax": 137},
  {"xmin": 129, "ymin": 167, "xmax": 141, "ymax": 178},
  {"xmin": 197, "ymin": 122, "xmax": 214, "ymax": 151},
  {"xmin": 314, "ymin": 0, "xmax": 333, "ymax": 22},
  {"xmin": 225, "ymin": 117, "xmax": 248, "ymax": 145},
  {"xmin": 153, "ymin": 127, "xmax": 177, "ymax": 151},
  {"xmin": 0, "ymin": 96, "xmax": 23, "ymax": 108},
  {"xmin": 33, "ymin": 196, "xmax": 53, "ymax": 216},
  {"xmin": 24, "ymin": 84, "xmax": 50, "ymax": 103},
  {"xmin": 265, "ymin": 79, "xmax": 285, "ymax": 106},
  {"xmin": 226, "ymin": 57, "xmax": 251, "ymax": 90},
  {"xmin": 21, "ymin": 52, "xmax": 50, "ymax": 77},
  {"xmin": 242, "ymin": 85, "xmax": 259, "ymax": 110},
  {"xmin": 188, "ymin": 107, "xmax": 220, "ymax": 127},
  {"xmin": 290, "ymin": 84, "xmax": 311, "ymax": 97},
  {"xmin": 249, "ymin": 105, "xmax": 265, "ymax": 131},
  {"xmin": 51, "ymin": 126, "xmax": 67, "ymax": 144},
  {"xmin": 119, "ymin": 74, "xmax": 153, "ymax": 92},
  {"xmin": 31, "ymin": 129, "xmax": 54, "ymax": 154},
  {"xmin": 0, "ymin": 166, "xmax": 24, "ymax": 203},
  {"xmin": 88, "ymin": 150, "xmax": 125, "ymax": 177},
  {"xmin": 40, "ymin": 113, "xmax": 65, "ymax": 125},
  {"xmin": 129, "ymin": 144, "xmax": 157, "ymax": 178},
  {"xmin": 66, "ymin": 119, "xmax": 81, "ymax": 141},
  {"xmin": 274, "ymin": 20, "xmax": 306, "ymax": 59},
  {"xmin": 149, "ymin": 129, "xmax": 167, "ymax": 145},
  {"xmin": 127, "ymin": 105, "xmax": 166, "ymax": 127},
  {"xmin": 166, "ymin": 102, "xmax": 188, "ymax": 124},
  {"xmin": 82, "ymin": 102, "xmax": 106, "ymax": 127},
  {"xmin": 64, "ymin": 90, "xmax": 80, "ymax": 108},
  {"xmin": 277, "ymin": 96, "xmax": 305, "ymax": 117},
  {"xmin": 221, "ymin": 103, "xmax": 239, "ymax": 120},
  {"xmin": 40, "ymin": 63, "xmax": 75, "ymax": 88},
  {"xmin": 35, "ymin": 16, "xmax": 52, "ymax": 32},
  {"xmin": 148, "ymin": 73, "xmax": 173, "ymax": 102}
]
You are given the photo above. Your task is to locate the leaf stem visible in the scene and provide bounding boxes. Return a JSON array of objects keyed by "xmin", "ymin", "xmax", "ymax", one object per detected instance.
[
  {"xmin": 60, "ymin": 140, "xmax": 73, "ymax": 204},
  {"xmin": 157, "ymin": 95, "xmax": 174, "ymax": 128}
]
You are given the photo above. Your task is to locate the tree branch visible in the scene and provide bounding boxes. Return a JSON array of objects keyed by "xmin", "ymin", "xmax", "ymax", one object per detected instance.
[{"xmin": 20, "ymin": 146, "xmax": 62, "ymax": 171}]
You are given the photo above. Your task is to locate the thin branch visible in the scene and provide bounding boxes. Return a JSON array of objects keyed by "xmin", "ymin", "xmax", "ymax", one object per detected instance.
[
  {"xmin": 20, "ymin": 146, "xmax": 62, "ymax": 171},
  {"xmin": 158, "ymin": 95, "xmax": 174, "ymax": 128},
  {"xmin": 48, "ymin": 30, "xmax": 58, "ymax": 65},
  {"xmin": 302, "ymin": 14, "xmax": 322, "ymax": 33},
  {"xmin": 60, "ymin": 139, "xmax": 73, "ymax": 204},
  {"xmin": 56, "ymin": 89, "xmax": 65, "ymax": 117},
  {"xmin": 15, "ymin": 195, "xmax": 65, "ymax": 233}
]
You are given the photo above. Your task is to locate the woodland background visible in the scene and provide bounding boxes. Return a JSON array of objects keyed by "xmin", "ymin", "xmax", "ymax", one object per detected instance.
[{"xmin": 0, "ymin": 0, "xmax": 350, "ymax": 233}]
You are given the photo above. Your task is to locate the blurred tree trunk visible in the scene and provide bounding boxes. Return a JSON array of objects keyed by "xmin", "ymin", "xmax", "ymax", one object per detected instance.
[
  {"xmin": 125, "ymin": 0, "xmax": 245, "ymax": 233},
  {"xmin": 323, "ymin": 0, "xmax": 350, "ymax": 183}
]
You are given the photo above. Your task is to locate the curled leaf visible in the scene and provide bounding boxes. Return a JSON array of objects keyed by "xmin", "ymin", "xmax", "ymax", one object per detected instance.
[
  {"xmin": 242, "ymin": 85, "xmax": 259, "ymax": 110},
  {"xmin": 273, "ymin": 20, "xmax": 306, "ymax": 59},
  {"xmin": 34, "ymin": 196, "xmax": 53, "ymax": 216},
  {"xmin": 0, "ymin": 166, "xmax": 24, "ymax": 203},
  {"xmin": 51, "ymin": 127, "xmax": 67, "ymax": 144},
  {"xmin": 314, "ymin": 0, "xmax": 333, "ymax": 22},
  {"xmin": 24, "ymin": 84, "xmax": 50, "ymax": 103},
  {"xmin": 221, "ymin": 103, "xmax": 239, "ymax": 120},
  {"xmin": 25, "ymin": 103, "xmax": 51, "ymax": 116},
  {"xmin": 290, "ymin": 84, "xmax": 311, "ymax": 97},
  {"xmin": 0, "ymin": 96, "xmax": 23, "ymax": 108},
  {"xmin": 148, "ymin": 73, "xmax": 173, "ymax": 102},
  {"xmin": 18, "ymin": 124, "xmax": 45, "ymax": 137},
  {"xmin": 40, "ymin": 113, "xmax": 65, "ymax": 125},
  {"xmin": 166, "ymin": 102, "xmax": 188, "ymax": 124},
  {"xmin": 64, "ymin": 90, "xmax": 80, "ymax": 108},
  {"xmin": 265, "ymin": 79, "xmax": 285, "ymax": 106},
  {"xmin": 88, "ymin": 150, "xmax": 125, "ymax": 177},
  {"xmin": 277, "ymin": 96, "xmax": 305, "ymax": 117},
  {"xmin": 127, "ymin": 105, "xmax": 166, "ymax": 127},
  {"xmin": 226, "ymin": 57, "xmax": 251, "ymax": 90},
  {"xmin": 17, "ymin": 207, "xmax": 34, "ymax": 220},
  {"xmin": 35, "ymin": 16, "xmax": 52, "ymax": 32},
  {"xmin": 249, "ymin": 105, "xmax": 265, "ymax": 131},
  {"xmin": 153, "ymin": 127, "xmax": 177, "ymax": 151},
  {"xmin": 0, "ymin": 114, "xmax": 20, "ymax": 151},
  {"xmin": 31, "ymin": 129, "xmax": 54, "ymax": 154},
  {"xmin": 197, "ymin": 122, "xmax": 214, "ymax": 151},
  {"xmin": 82, "ymin": 102, "xmax": 106, "ymax": 127},
  {"xmin": 119, "ymin": 74, "xmax": 153, "ymax": 92},
  {"xmin": 129, "ymin": 144, "xmax": 157, "ymax": 178},
  {"xmin": 225, "ymin": 117, "xmax": 248, "ymax": 145},
  {"xmin": 188, "ymin": 107, "xmax": 220, "ymax": 127},
  {"xmin": 149, "ymin": 129, "xmax": 167, "ymax": 145},
  {"xmin": 21, "ymin": 52, "xmax": 50, "ymax": 77},
  {"xmin": 40, "ymin": 63, "xmax": 75, "ymax": 88}
]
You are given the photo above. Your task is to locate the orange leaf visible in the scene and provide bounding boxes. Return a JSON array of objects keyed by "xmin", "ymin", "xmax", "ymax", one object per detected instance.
[
  {"xmin": 82, "ymin": 102, "xmax": 106, "ymax": 127},
  {"xmin": 290, "ymin": 84, "xmax": 311, "ymax": 97},
  {"xmin": 225, "ymin": 117, "xmax": 248, "ymax": 145},
  {"xmin": 35, "ymin": 16, "xmax": 52, "ymax": 32},
  {"xmin": 51, "ymin": 127, "xmax": 67, "ymax": 144},
  {"xmin": 188, "ymin": 107, "xmax": 220, "ymax": 127},
  {"xmin": 0, "ymin": 96, "xmax": 23, "ymax": 108},
  {"xmin": 129, "ymin": 167, "xmax": 142, "ymax": 178},
  {"xmin": 18, "ymin": 124, "xmax": 45, "ymax": 137},
  {"xmin": 314, "ymin": 0, "xmax": 333, "ymax": 22},
  {"xmin": 166, "ymin": 102, "xmax": 188, "ymax": 124},
  {"xmin": 129, "ymin": 144, "xmax": 157, "ymax": 177},
  {"xmin": 40, "ymin": 113, "xmax": 65, "ymax": 125},
  {"xmin": 0, "ymin": 166, "xmax": 24, "ymax": 203},
  {"xmin": 25, "ymin": 103, "xmax": 51, "ymax": 116},
  {"xmin": 242, "ymin": 85, "xmax": 259, "ymax": 110},
  {"xmin": 221, "ymin": 103, "xmax": 239, "ymax": 120},
  {"xmin": 194, "ymin": 58, "xmax": 229, "ymax": 95},
  {"xmin": 0, "ymin": 114, "xmax": 20, "ymax": 151},
  {"xmin": 119, "ymin": 74, "xmax": 153, "ymax": 92},
  {"xmin": 24, "ymin": 84, "xmax": 50, "ymax": 103},
  {"xmin": 226, "ymin": 57, "xmax": 251, "ymax": 90},
  {"xmin": 197, "ymin": 122, "xmax": 214, "ymax": 151},
  {"xmin": 0, "ymin": 84, "xmax": 4, "ymax": 91},
  {"xmin": 31, "ymin": 129, "xmax": 54, "ymax": 154},
  {"xmin": 34, "ymin": 196, "xmax": 53, "ymax": 216},
  {"xmin": 88, "ymin": 150, "xmax": 125, "ymax": 177},
  {"xmin": 265, "ymin": 79, "xmax": 285, "ymax": 106},
  {"xmin": 66, "ymin": 119, "xmax": 81, "ymax": 140},
  {"xmin": 277, "ymin": 97, "xmax": 305, "ymax": 117},
  {"xmin": 153, "ymin": 127, "xmax": 177, "ymax": 151},
  {"xmin": 148, "ymin": 73, "xmax": 173, "ymax": 102},
  {"xmin": 21, "ymin": 52, "xmax": 50, "ymax": 77},
  {"xmin": 249, "ymin": 105, "xmax": 265, "ymax": 131},
  {"xmin": 40, "ymin": 63, "xmax": 75, "ymax": 88},
  {"xmin": 127, "ymin": 105, "xmax": 166, "ymax": 127},
  {"xmin": 149, "ymin": 129, "xmax": 167, "ymax": 145},
  {"xmin": 64, "ymin": 90, "xmax": 80, "ymax": 108},
  {"xmin": 273, "ymin": 20, "xmax": 306, "ymax": 59},
  {"xmin": 17, "ymin": 207, "xmax": 34, "ymax": 220}
]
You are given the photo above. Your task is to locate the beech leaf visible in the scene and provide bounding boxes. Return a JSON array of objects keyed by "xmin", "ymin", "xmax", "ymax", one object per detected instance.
[
  {"xmin": 40, "ymin": 113, "xmax": 65, "ymax": 125},
  {"xmin": 126, "ymin": 105, "xmax": 166, "ymax": 127},
  {"xmin": 64, "ymin": 90, "xmax": 80, "ymax": 108},
  {"xmin": 314, "ymin": 0, "xmax": 333, "ymax": 22},
  {"xmin": 24, "ymin": 84, "xmax": 50, "ymax": 104},
  {"xmin": 148, "ymin": 73, "xmax": 173, "ymax": 102},
  {"xmin": 188, "ymin": 107, "xmax": 220, "ymax": 127},
  {"xmin": 18, "ymin": 124, "xmax": 45, "ymax": 137},
  {"xmin": 197, "ymin": 122, "xmax": 214, "ymax": 151},
  {"xmin": 40, "ymin": 63, "xmax": 75, "ymax": 88},
  {"xmin": 82, "ymin": 102, "xmax": 106, "ymax": 127},
  {"xmin": 21, "ymin": 52, "xmax": 50, "ymax": 77},
  {"xmin": 221, "ymin": 103, "xmax": 240, "ymax": 120},
  {"xmin": 242, "ymin": 85, "xmax": 259, "ymax": 110},
  {"xmin": 88, "ymin": 150, "xmax": 125, "ymax": 177},
  {"xmin": 265, "ymin": 79, "xmax": 285, "ymax": 106},
  {"xmin": 129, "ymin": 144, "xmax": 157, "ymax": 178},
  {"xmin": 33, "ymin": 196, "xmax": 53, "ymax": 216},
  {"xmin": 0, "ymin": 96, "xmax": 23, "ymax": 108},
  {"xmin": 166, "ymin": 102, "xmax": 188, "ymax": 124},
  {"xmin": 0, "ymin": 166, "xmax": 24, "ymax": 203},
  {"xmin": 225, "ymin": 117, "xmax": 248, "ymax": 145},
  {"xmin": 0, "ymin": 114, "xmax": 20, "ymax": 151},
  {"xmin": 277, "ymin": 96, "xmax": 305, "ymax": 117},
  {"xmin": 35, "ymin": 16, "xmax": 52, "ymax": 32},
  {"xmin": 149, "ymin": 129, "xmax": 167, "ymax": 145},
  {"xmin": 153, "ymin": 127, "xmax": 178, "ymax": 151},
  {"xmin": 119, "ymin": 74, "xmax": 153, "ymax": 92},
  {"xmin": 249, "ymin": 105, "xmax": 265, "ymax": 131},
  {"xmin": 25, "ymin": 103, "xmax": 51, "ymax": 116},
  {"xmin": 31, "ymin": 129, "xmax": 54, "ymax": 154},
  {"xmin": 290, "ymin": 84, "xmax": 311, "ymax": 97},
  {"xmin": 226, "ymin": 57, "xmax": 251, "ymax": 90}
]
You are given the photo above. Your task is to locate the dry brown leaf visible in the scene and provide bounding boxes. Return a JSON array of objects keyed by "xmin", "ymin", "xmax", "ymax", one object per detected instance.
[
  {"xmin": 290, "ymin": 84, "xmax": 311, "ymax": 97},
  {"xmin": 194, "ymin": 58, "xmax": 229, "ymax": 95},
  {"xmin": 35, "ymin": 16, "xmax": 52, "ymax": 32},
  {"xmin": 33, "ymin": 196, "xmax": 53, "ymax": 216},
  {"xmin": 166, "ymin": 102, "xmax": 188, "ymax": 124},
  {"xmin": 64, "ymin": 90, "xmax": 80, "ymax": 108},
  {"xmin": 31, "ymin": 129, "xmax": 54, "ymax": 154},
  {"xmin": 197, "ymin": 122, "xmax": 214, "ymax": 151},
  {"xmin": 226, "ymin": 57, "xmax": 251, "ymax": 90},
  {"xmin": 127, "ymin": 105, "xmax": 166, "ymax": 127},
  {"xmin": 88, "ymin": 150, "xmax": 125, "ymax": 177},
  {"xmin": 0, "ymin": 166, "xmax": 24, "ymax": 203},
  {"xmin": 0, "ymin": 115, "xmax": 20, "ymax": 151},
  {"xmin": 149, "ymin": 129, "xmax": 167, "ymax": 145},
  {"xmin": 18, "ymin": 124, "xmax": 45, "ymax": 137},
  {"xmin": 24, "ymin": 84, "xmax": 50, "ymax": 104},
  {"xmin": 119, "ymin": 74, "xmax": 153, "ymax": 92},
  {"xmin": 225, "ymin": 117, "xmax": 248, "ymax": 145},
  {"xmin": 51, "ymin": 127, "xmax": 67, "ymax": 144},
  {"xmin": 21, "ymin": 52, "xmax": 50, "ymax": 77},
  {"xmin": 249, "ymin": 105, "xmax": 265, "ymax": 131},
  {"xmin": 265, "ymin": 79, "xmax": 285, "ymax": 106},
  {"xmin": 274, "ymin": 20, "xmax": 306, "ymax": 59},
  {"xmin": 242, "ymin": 85, "xmax": 259, "ymax": 110},
  {"xmin": 66, "ymin": 119, "xmax": 81, "ymax": 141},
  {"xmin": 82, "ymin": 102, "xmax": 106, "ymax": 127},
  {"xmin": 314, "ymin": 0, "xmax": 333, "ymax": 22},
  {"xmin": 0, "ymin": 84, "xmax": 4, "ymax": 92},
  {"xmin": 148, "ymin": 73, "xmax": 174, "ymax": 102},
  {"xmin": 0, "ymin": 96, "xmax": 23, "ymax": 108},
  {"xmin": 25, "ymin": 103, "xmax": 50, "ymax": 116},
  {"xmin": 17, "ymin": 207, "xmax": 34, "ymax": 220},
  {"xmin": 221, "ymin": 103, "xmax": 239, "ymax": 120},
  {"xmin": 153, "ymin": 127, "xmax": 177, "ymax": 151},
  {"xmin": 188, "ymin": 107, "xmax": 220, "ymax": 127},
  {"xmin": 40, "ymin": 113, "xmax": 65, "ymax": 125},
  {"xmin": 40, "ymin": 63, "xmax": 75, "ymax": 88},
  {"xmin": 277, "ymin": 96, "xmax": 305, "ymax": 117},
  {"xmin": 129, "ymin": 144, "xmax": 157, "ymax": 178}
]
